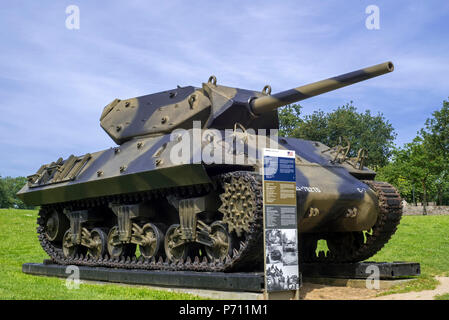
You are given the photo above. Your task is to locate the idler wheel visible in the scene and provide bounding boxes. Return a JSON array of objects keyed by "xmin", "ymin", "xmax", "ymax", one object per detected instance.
[
  {"xmin": 87, "ymin": 228, "xmax": 108, "ymax": 259},
  {"xmin": 62, "ymin": 230, "xmax": 85, "ymax": 258},
  {"xmin": 107, "ymin": 226, "xmax": 136, "ymax": 258},
  {"xmin": 205, "ymin": 221, "xmax": 233, "ymax": 261},
  {"xmin": 45, "ymin": 210, "xmax": 68, "ymax": 242},
  {"xmin": 164, "ymin": 224, "xmax": 188, "ymax": 262},
  {"xmin": 139, "ymin": 223, "xmax": 164, "ymax": 259}
]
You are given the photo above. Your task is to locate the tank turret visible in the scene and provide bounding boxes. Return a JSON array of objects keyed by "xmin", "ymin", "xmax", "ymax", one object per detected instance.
[{"xmin": 100, "ymin": 62, "xmax": 394, "ymax": 144}]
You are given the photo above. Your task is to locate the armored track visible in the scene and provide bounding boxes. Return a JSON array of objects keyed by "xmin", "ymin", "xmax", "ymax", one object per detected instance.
[
  {"xmin": 300, "ymin": 180, "xmax": 403, "ymax": 263},
  {"xmin": 37, "ymin": 171, "xmax": 264, "ymax": 272},
  {"xmin": 351, "ymin": 180, "xmax": 403, "ymax": 261},
  {"xmin": 37, "ymin": 176, "xmax": 401, "ymax": 270}
]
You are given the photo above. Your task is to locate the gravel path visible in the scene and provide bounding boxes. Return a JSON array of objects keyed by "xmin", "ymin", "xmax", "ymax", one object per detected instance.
[
  {"xmin": 299, "ymin": 277, "xmax": 449, "ymax": 300},
  {"xmin": 299, "ymin": 283, "xmax": 377, "ymax": 300}
]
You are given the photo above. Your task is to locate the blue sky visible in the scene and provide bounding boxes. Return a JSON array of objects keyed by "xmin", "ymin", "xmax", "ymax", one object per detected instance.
[{"xmin": 1, "ymin": 0, "xmax": 448, "ymax": 177}]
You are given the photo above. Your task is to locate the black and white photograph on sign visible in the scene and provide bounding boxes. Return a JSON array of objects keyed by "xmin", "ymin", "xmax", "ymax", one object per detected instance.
[
  {"xmin": 266, "ymin": 263, "xmax": 300, "ymax": 291},
  {"xmin": 265, "ymin": 228, "xmax": 300, "ymax": 291},
  {"xmin": 265, "ymin": 229, "xmax": 283, "ymax": 264},
  {"xmin": 267, "ymin": 245, "xmax": 283, "ymax": 264},
  {"xmin": 266, "ymin": 229, "xmax": 282, "ymax": 245},
  {"xmin": 281, "ymin": 229, "xmax": 298, "ymax": 266},
  {"xmin": 282, "ymin": 265, "xmax": 300, "ymax": 290},
  {"xmin": 265, "ymin": 230, "xmax": 281, "ymax": 262},
  {"xmin": 266, "ymin": 263, "xmax": 285, "ymax": 291}
]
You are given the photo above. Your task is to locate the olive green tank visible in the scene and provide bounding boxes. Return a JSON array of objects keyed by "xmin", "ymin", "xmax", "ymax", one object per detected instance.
[{"xmin": 17, "ymin": 62, "xmax": 402, "ymax": 272}]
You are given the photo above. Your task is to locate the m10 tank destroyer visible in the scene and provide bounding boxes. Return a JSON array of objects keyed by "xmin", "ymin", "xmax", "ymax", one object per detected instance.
[{"xmin": 17, "ymin": 61, "xmax": 402, "ymax": 272}]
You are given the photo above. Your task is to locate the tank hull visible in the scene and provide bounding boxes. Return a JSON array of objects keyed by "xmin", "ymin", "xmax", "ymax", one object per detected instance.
[{"xmin": 18, "ymin": 132, "xmax": 379, "ymax": 234}]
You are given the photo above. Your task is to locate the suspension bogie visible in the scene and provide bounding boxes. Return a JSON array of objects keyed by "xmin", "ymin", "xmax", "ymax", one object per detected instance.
[{"xmin": 38, "ymin": 172, "xmax": 265, "ymax": 272}]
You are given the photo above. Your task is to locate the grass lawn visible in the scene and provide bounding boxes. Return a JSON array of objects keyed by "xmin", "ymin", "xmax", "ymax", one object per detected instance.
[
  {"xmin": 435, "ymin": 293, "xmax": 449, "ymax": 300},
  {"xmin": 370, "ymin": 215, "xmax": 449, "ymax": 276},
  {"xmin": 369, "ymin": 215, "xmax": 449, "ymax": 296},
  {"xmin": 314, "ymin": 214, "xmax": 449, "ymax": 298},
  {"xmin": 0, "ymin": 209, "xmax": 203, "ymax": 300},
  {"xmin": 1, "ymin": 209, "xmax": 448, "ymax": 299}
]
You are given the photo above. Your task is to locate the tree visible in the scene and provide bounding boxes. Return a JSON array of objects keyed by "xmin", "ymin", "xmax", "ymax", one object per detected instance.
[
  {"xmin": 0, "ymin": 175, "xmax": 34, "ymax": 209},
  {"xmin": 0, "ymin": 176, "xmax": 8, "ymax": 208},
  {"xmin": 279, "ymin": 102, "xmax": 396, "ymax": 169},
  {"xmin": 433, "ymin": 170, "xmax": 449, "ymax": 205},
  {"xmin": 278, "ymin": 104, "xmax": 302, "ymax": 137},
  {"xmin": 291, "ymin": 109, "xmax": 328, "ymax": 142},
  {"xmin": 420, "ymin": 99, "xmax": 449, "ymax": 159},
  {"xmin": 380, "ymin": 137, "xmax": 444, "ymax": 214},
  {"xmin": 376, "ymin": 150, "xmax": 414, "ymax": 203},
  {"xmin": 417, "ymin": 99, "xmax": 449, "ymax": 206},
  {"xmin": 410, "ymin": 139, "xmax": 444, "ymax": 213},
  {"xmin": 420, "ymin": 99, "xmax": 449, "ymax": 205}
]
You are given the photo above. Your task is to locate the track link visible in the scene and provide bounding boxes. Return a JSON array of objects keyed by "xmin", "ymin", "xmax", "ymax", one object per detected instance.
[
  {"xmin": 37, "ymin": 176, "xmax": 402, "ymax": 269},
  {"xmin": 353, "ymin": 180, "xmax": 403, "ymax": 261}
]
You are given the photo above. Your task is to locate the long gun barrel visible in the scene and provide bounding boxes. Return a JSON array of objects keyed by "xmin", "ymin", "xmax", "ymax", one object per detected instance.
[{"xmin": 250, "ymin": 61, "xmax": 394, "ymax": 115}]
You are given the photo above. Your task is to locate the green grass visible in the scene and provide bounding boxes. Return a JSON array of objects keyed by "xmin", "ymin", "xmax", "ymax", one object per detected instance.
[
  {"xmin": 2, "ymin": 209, "xmax": 449, "ymax": 299},
  {"xmin": 0, "ymin": 209, "xmax": 203, "ymax": 300},
  {"xmin": 369, "ymin": 215, "xmax": 449, "ymax": 295},
  {"xmin": 435, "ymin": 293, "xmax": 449, "ymax": 300},
  {"xmin": 316, "ymin": 215, "xmax": 449, "ymax": 296},
  {"xmin": 371, "ymin": 215, "xmax": 449, "ymax": 276}
]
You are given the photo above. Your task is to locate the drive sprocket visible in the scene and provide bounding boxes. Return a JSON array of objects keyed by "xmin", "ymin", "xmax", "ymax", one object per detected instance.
[{"xmin": 218, "ymin": 175, "xmax": 257, "ymax": 237}]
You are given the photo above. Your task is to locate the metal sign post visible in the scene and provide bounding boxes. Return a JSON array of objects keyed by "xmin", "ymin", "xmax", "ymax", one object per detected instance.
[{"xmin": 262, "ymin": 148, "xmax": 301, "ymax": 300}]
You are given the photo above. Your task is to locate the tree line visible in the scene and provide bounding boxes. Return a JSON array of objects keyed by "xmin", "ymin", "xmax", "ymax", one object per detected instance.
[
  {"xmin": 376, "ymin": 100, "xmax": 449, "ymax": 213},
  {"xmin": 279, "ymin": 99, "xmax": 449, "ymax": 211},
  {"xmin": 0, "ymin": 176, "xmax": 35, "ymax": 209}
]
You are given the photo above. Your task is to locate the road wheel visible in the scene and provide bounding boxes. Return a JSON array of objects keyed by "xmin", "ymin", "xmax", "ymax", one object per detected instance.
[
  {"xmin": 139, "ymin": 223, "xmax": 164, "ymax": 259},
  {"xmin": 164, "ymin": 224, "xmax": 188, "ymax": 262},
  {"xmin": 87, "ymin": 228, "xmax": 108, "ymax": 259},
  {"xmin": 204, "ymin": 221, "xmax": 233, "ymax": 261},
  {"xmin": 107, "ymin": 226, "xmax": 136, "ymax": 258}
]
